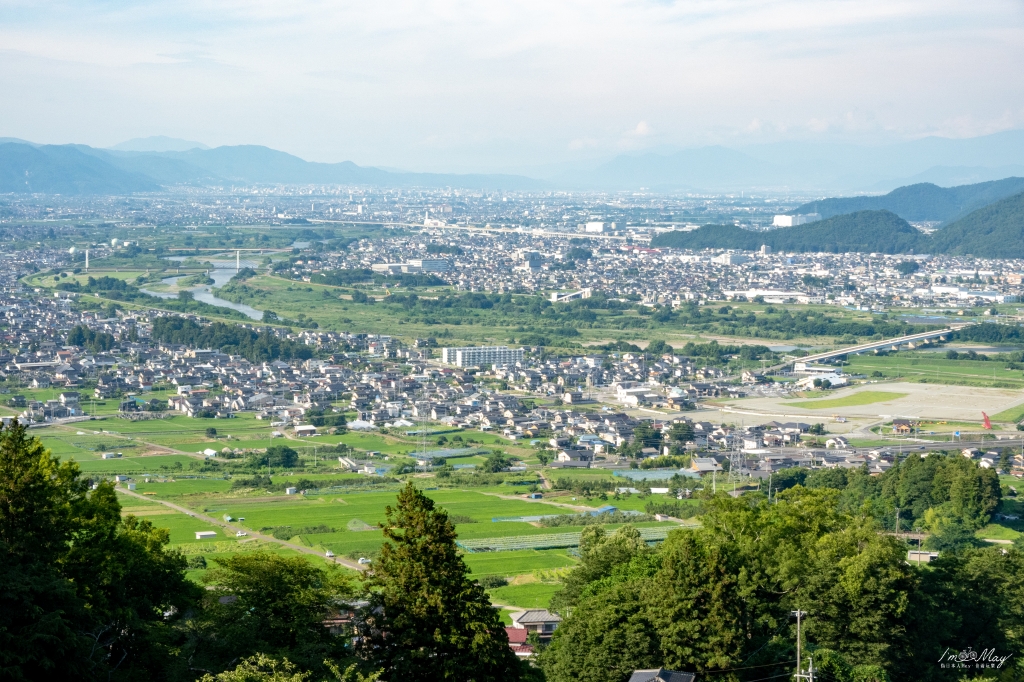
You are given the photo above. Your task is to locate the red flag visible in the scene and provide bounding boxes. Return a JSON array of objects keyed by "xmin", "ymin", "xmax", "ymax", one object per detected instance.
[{"xmin": 982, "ymin": 412, "xmax": 992, "ymax": 430}]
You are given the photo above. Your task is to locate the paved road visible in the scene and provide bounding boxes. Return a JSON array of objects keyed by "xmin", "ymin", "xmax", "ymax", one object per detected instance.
[{"xmin": 116, "ymin": 486, "xmax": 367, "ymax": 572}]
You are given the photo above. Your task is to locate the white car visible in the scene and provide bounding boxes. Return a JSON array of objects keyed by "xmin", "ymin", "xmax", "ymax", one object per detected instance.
[
  {"xmin": 235, "ymin": 531, "xmax": 247, "ymax": 537},
  {"xmin": 358, "ymin": 557, "xmax": 372, "ymax": 565},
  {"xmin": 325, "ymin": 550, "xmax": 335, "ymax": 558}
]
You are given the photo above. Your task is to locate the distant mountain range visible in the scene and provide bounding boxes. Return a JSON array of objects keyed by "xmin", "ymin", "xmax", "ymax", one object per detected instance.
[
  {"xmin": 3, "ymin": 129, "xmax": 1024, "ymax": 193},
  {"xmin": 650, "ymin": 181, "xmax": 1024, "ymax": 258},
  {"xmin": 557, "ymin": 130, "xmax": 1024, "ymax": 192},
  {"xmin": 0, "ymin": 142, "xmax": 549, "ymax": 194}
]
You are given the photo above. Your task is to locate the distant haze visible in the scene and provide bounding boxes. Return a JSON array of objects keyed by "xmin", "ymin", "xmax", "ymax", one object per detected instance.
[
  {"xmin": 109, "ymin": 136, "xmax": 210, "ymax": 153},
  {"xmin": 1, "ymin": 0, "xmax": 1023, "ymax": 174}
]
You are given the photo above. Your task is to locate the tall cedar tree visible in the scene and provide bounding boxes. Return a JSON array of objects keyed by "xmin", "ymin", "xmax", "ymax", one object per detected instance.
[
  {"xmin": 0, "ymin": 420, "xmax": 197, "ymax": 681},
  {"xmin": 358, "ymin": 483, "xmax": 521, "ymax": 681}
]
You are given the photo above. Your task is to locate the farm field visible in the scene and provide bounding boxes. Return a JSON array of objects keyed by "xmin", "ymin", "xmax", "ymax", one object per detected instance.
[
  {"xmin": 488, "ymin": 581, "xmax": 564, "ymax": 609},
  {"xmin": 119, "ymin": 481, "xmax": 682, "ymax": 601},
  {"xmin": 845, "ymin": 354, "xmax": 1024, "ymax": 389}
]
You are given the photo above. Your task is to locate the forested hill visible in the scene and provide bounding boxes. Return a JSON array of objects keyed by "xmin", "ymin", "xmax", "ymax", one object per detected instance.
[
  {"xmin": 653, "ymin": 190, "xmax": 1024, "ymax": 255},
  {"xmin": 929, "ymin": 189, "xmax": 1024, "ymax": 258},
  {"xmin": 650, "ymin": 210, "xmax": 928, "ymax": 254},
  {"xmin": 791, "ymin": 177, "xmax": 1024, "ymax": 222}
]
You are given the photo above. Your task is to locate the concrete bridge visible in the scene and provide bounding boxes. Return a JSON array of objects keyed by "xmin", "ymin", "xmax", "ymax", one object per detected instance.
[{"xmin": 794, "ymin": 324, "xmax": 974, "ymax": 366}]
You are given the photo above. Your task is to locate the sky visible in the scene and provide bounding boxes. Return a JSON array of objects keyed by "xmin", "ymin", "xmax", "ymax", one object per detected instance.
[{"xmin": 1, "ymin": 0, "xmax": 1023, "ymax": 174}]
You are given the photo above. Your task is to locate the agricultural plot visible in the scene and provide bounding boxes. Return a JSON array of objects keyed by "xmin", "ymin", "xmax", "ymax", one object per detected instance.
[
  {"xmin": 488, "ymin": 582, "xmax": 563, "ymax": 609},
  {"xmin": 845, "ymin": 354, "xmax": 1024, "ymax": 389},
  {"xmin": 456, "ymin": 524, "xmax": 674, "ymax": 552},
  {"xmin": 463, "ymin": 550, "xmax": 577, "ymax": 577}
]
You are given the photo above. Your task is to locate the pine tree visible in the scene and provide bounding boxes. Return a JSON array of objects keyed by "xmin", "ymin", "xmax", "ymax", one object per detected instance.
[{"xmin": 358, "ymin": 482, "xmax": 521, "ymax": 681}]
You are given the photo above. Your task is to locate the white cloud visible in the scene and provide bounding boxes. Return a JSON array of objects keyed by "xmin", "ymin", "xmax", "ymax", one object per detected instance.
[{"xmin": 0, "ymin": 0, "xmax": 1022, "ymax": 170}]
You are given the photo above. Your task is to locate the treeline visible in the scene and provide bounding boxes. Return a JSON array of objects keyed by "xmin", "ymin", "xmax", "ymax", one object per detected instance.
[
  {"xmin": 537, "ymin": 510, "xmax": 655, "ymax": 528},
  {"xmin": 151, "ymin": 317, "xmax": 314, "ymax": 362},
  {"xmin": 310, "ymin": 269, "xmax": 445, "ymax": 287},
  {"xmin": 771, "ymin": 453, "xmax": 1003, "ymax": 540},
  {"xmin": 539, "ymin": 490, "xmax": 1024, "ymax": 682}
]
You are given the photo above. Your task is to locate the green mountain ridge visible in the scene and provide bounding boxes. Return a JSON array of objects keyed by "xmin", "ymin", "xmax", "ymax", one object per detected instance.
[
  {"xmin": 651, "ymin": 190, "xmax": 1024, "ymax": 256},
  {"xmin": 792, "ymin": 177, "xmax": 1024, "ymax": 223}
]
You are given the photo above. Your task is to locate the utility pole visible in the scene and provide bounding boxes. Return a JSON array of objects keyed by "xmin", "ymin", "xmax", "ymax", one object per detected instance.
[
  {"xmin": 894, "ymin": 507, "xmax": 901, "ymax": 539},
  {"xmin": 792, "ymin": 610, "xmax": 814, "ymax": 682}
]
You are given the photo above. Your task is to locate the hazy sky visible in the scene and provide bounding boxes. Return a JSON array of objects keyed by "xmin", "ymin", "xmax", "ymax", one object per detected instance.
[{"xmin": 2, "ymin": 0, "xmax": 1023, "ymax": 173}]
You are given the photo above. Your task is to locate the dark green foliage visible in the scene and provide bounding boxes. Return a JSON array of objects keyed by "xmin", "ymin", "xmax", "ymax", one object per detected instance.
[
  {"xmin": 230, "ymin": 267, "xmax": 258, "ymax": 282},
  {"xmin": 151, "ymin": 317, "xmax": 314, "ymax": 362},
  {"xmin": 930, "ymin": 189, "xmax": 1024, "ymax": 257},
  {"xmin": 247, "ymin": 445, "xmax": 299, "ymax": 468},
  {"xmin": 543, "ymin": 491, "xmax": 920, "ymax": 681},
  {"xmin": 537, "ymin": 511, "xmax": 655, "ymax": 528},
  {"xmin": 805, "ymin": 467, "xmax": 849, "ymax": 490},
  {"xmin": 66, "ymin": 324, "xmax": 116, "ymax": 352},
  {"xmin": 358, "ymin": 483, "xmax": 521, "ymax": 681},
  {"xmin": 481, "ymin": 451, "xmax": 511, "ymax": 473},
  {"xmin": 188, "ymin": 551, "xmax": 352, "ymax": 676},
  {"xmin": 261, "ymin": 524, "xmax": 337, "ymax": 540},
  {"xmin": 0, "ymin": 420, "xmax": 199, "ymax": 681},
  {"xmin": 770, "ymin": 466, "xmax": 808, "ymax": 491},
  {"xmin": 896, "ymin": 261, "xmax": 920, "ymax": 275}
]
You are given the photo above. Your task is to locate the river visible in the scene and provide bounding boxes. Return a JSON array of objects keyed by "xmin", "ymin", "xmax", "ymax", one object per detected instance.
[{"xmin": 140, "ymin": 258, "xmax": 264, "ymax": 320}]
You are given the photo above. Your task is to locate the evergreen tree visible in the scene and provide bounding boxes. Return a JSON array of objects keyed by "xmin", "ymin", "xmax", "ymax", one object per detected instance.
[{"xmin": 358, "ymin": 482, "xmax": 521, "ymax": 681}]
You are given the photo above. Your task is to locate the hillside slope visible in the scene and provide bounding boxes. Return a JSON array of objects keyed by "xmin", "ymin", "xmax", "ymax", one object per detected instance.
[
  {"xmin": 0, "ymin": 143, "xmax": 158, "ymax": 194},
  {"xmin": 651, "ymin": 211, "xmax": 926, "ymax": 254},
  {"xmin": 929, "ymin": 190, "xmax": 1024, "ymax": 258},
  {"xmin": 791, "ymin": 178, "xmax": 1024, "ymax": 222}
]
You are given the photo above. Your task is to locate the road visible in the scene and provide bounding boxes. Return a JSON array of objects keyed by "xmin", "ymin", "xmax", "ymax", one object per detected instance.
[{"xmin": 116, "ymin": 486, "xmax": 367, "ymax": 572}]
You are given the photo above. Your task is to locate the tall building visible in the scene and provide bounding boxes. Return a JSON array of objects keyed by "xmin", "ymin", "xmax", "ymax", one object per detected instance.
[{"xmin": 441, "ymin": 346, "xmax": 524, "ymax": 367}]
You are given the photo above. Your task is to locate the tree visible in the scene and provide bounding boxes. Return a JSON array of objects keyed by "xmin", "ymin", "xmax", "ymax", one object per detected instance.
[
  {"xmin": 668, "ymin": 421, "xmax": 695, "ymax": 444},
  {"xmin": 0, "ymin": 420, "xmax": 197, "ymax": 681},
  {"xmin": 248, "ymin": 444, "xmax": 299, "ymax": 469},
  {"xmin": 358, "ymin": 483, "xmax": 521, "ymax": 681},
  {"xmin": 806, "ymin": 467, "xmax": 848, "ymax": 490},
  {"xmin": 550, "ymin": 525, "xmax": 649, "ymax": 613},
  {"xmin": 188, "ymin": 551, "xmax": 353, "ymax": 676},
  {"xmin": 481, "ymin": 451, "xmax": 511, "ymax": 473}
]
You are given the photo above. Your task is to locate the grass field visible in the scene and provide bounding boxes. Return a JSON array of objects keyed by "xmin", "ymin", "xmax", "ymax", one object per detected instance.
[
  {"xmin": 488, "ymin": 582, "xmax": 563, "ymax": 608},
  {"xmin": 846, "ymin": 354, "xmax": 1024, "ymax": 389},
  {"xmin": 991, "ymin": 404, "xmax": 1024, "ymax": 423},
  {"xmin": 784, "ymin": 390, "xmax": 908, "ymax": 410}
]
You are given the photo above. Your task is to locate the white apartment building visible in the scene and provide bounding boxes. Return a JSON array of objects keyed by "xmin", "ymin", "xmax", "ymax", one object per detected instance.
[
  {"xmin": 441, "ymin": 346, "xmax": 524, "ymax": 367},
  {"xmin": 772, "ymin": 213, "xmax": 822, "ymax": 227}
]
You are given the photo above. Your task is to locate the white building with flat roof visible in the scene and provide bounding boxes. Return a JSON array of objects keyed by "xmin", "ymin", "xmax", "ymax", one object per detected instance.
[{"xmin": 441, "ymin": 346, "xmax": 524, "ymax": 367}]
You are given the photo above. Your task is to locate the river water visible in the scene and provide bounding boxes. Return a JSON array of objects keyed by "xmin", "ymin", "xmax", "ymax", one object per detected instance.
[{"xmin": 140, "ymin": 258, "xmax": 263, "ymax": 320}]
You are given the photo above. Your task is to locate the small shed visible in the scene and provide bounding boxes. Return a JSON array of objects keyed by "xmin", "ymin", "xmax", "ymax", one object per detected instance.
[{"xmin": 195, "ymin": 531, "xmax": 218, "ymax": 540}]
